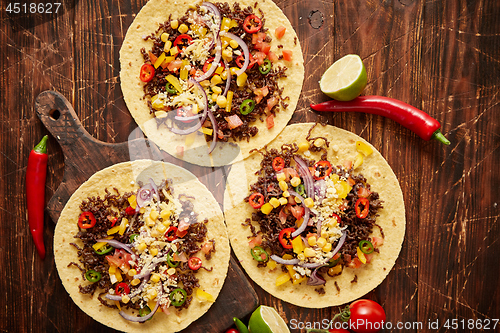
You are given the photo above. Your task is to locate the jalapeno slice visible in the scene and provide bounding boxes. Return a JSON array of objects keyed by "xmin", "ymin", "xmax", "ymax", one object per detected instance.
[
  {"xmin": 95, "ymin": 243, "xmax": 113, "ymax": 255},
  {"xmin": 240, "ymin": 99, "xmax": 255, "ymax": 115},
  {"xmin": 169, "ymin": 288, "xmax": 187, "ymax": 306},
  {"xmin": 359, "ymin": 240, "xmax": 374, "ymax": 254},
  {"xmin": 85, "ymin": 270, "xmax": 102, "ymax": 283},
  {"xmin": 129, "ymin": 234, "xmax": 139, "ymax": 243},
  {"xmin": 294, "ymin": 184, "xmax": 306, "ymax": 197},
  {"xmin": 166, "ymin": 82, "xmax": 177, "ymax": 94},
  {"xmin": 139, "ymin": 305, "xmax": 152, "ymax": 319},
  {"xmin": 259, "ymin": 59, "xmax": 272, "ymax": 75},
  {"xmin": 250, "ymin": 246, "xmax": 269, "ymax": 262},
  {"xmin": 167, "ymin": 251, "xmax": 180, "ymax": 268}
]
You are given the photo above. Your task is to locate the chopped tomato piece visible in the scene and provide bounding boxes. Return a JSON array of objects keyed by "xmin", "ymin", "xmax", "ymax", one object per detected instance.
[
  {"xmin": 372, "ymin": 236, "xmax": 384, "ymax": 248},
  {"xmin": 282, "ymin": 50, "xmax": 293, "ymax": 61},
  {"xmin": 253, "ymin": 51, "xmax": 267, "ymax": 65},
  {"xmin": 105, "ymin": 249, "xmax": 132, "ymax": 271},
  {"xmin": 255, "ymin": 41, "xmax": 271, "ymax": 54},
  {"xmin": 167, "ymin": 59, "xmax": 183, "ymax": 72},
  {"xmin": 275, "ymin": 26, "xmax": 286, "ymax": 39},
  {"xmin": 248, "ymin": 234, "xmax": 263, "ymax": 248},
  {"xmin": 266, "ymin": 96, "xmax": 279, "ymax": 112},
  {"xmin": 201, "ymin": 241, "xmax": 213, "ymax": 254},
  {"xmin": 357, "ymin": 187, "xmax": 372, "ymax": 198},
  {"xmin": 252, "ymin": 32, "xmax": 267, "ymax": 44},
  {"xmin": 253, "ymin": 86, "xmax": 269, "ymax": 104},
  {"xmin": 268, "ymin": 51, "xmax": 279, "ymax": 63},
  {"xmin": 290, "ymin": 205, "xmax": 304, "ymax": 220},
  {"xmin": 225, "ymin": 114, "xmax": 243, "ymax": 129},
  {"xmin": 266, "ymin": 114, "xmax": 274, "ymax": 129},
  {"xmin": 148, "ymin": 51, "xmax": 158, "ymax": 64},
  {"xmin": 283, "ymin": 167, "xmax": 299, "ymax": 180}
]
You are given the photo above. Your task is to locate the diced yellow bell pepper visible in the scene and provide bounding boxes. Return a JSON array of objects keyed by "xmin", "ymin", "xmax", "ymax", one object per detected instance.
[
  {"xmin": 357, "ymin": 247, "xmax": 367, "ymax": 264},
  {"xmin": 128, "ymin": 195, "xmax": 137, "ymax": 209},
  {"xmin": 295, "ymin": 217, "xmax": 304, "ymax": 228},
  {"xmin": 267, "ymin": 260, "xmax": 277, "ymax": 270},
  {"xmin": 356, "ymin": 140, "xmax": 373, "ymax": 156},
  {"xmin": 329, "ymin": 264, "xmax": 343, "ymax": 275},
  {"xmin": 292, "ymin": 274, "xmax": 307, "ymax": 285},
  {"xmin": 180, "ymin": 60, "xmax": 189, "ymax": 81},
  {"xmin": 220, "ymin": 17, "xmax": 232, "ymax": 32},
  {"xmin": 196, "ymin": 288, "xmax": 215, "ymax": 302},
  {"xmin": 236, "ymin": 72, "xmax": 247, "ymax": 87},
  {"xmin": 353, "ymin": 153, "xmax": 364, "ymax": 169},
  {"xmin": 107, "ymin": 225, "xmax": 121, "ymax": 235},
  {"xmin": 115, "ymin": 270, "xmax": 123, "ymax": 282},
  {"xmin": 275, "ymin": 272, "xmax": 291, "ymax": 286},
  {"xmin": 199, "ymin": 127, "xmax": 213, "ymax": 136},
  {"xmin": 292, "ymin": 236, "xmax": 305, "ymax": 254},
  {"xmin": 119, "ymin": 218, "xmax": 129, "ymax": 235},
  {"xmin": 334, "ymin": 181, "xmax": 352, "ymax": 199},
  {"xmin": 93, "ymin": 237, "xmax": 112, "ymax": 251},
  {"xmin": 154, "ymin": 52, "xmax": 167, "ymax": 69},
  {"xmin": 166, "ymin": 75, "xmax": 183, "ymax": 93},
  {"xmin": 261, "ymin": 202, "xmax": 273, "ymax": 215},
  {"xmin": 225, "ymin": 91, "xmax": 233, "ymax": 112}
]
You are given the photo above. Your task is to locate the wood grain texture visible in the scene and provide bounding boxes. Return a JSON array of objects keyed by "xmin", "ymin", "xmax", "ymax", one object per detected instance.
[{"xmin": 1, "ymin": 0, "xmax": 499, "ymax": 332}]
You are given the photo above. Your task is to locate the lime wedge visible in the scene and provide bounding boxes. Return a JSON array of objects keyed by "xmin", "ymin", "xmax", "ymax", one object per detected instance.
[
  {"xmin": 248, "ymin": 305, "xmax": 290, "ymax": 333},
  {"xmin": 320, "ymin": 54, "xmax": 367, "ymax": 101}
]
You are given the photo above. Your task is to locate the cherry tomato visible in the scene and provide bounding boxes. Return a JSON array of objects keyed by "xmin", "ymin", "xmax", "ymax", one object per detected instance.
[
  {"xmin": 349, "ymin": 299, "xmax": 386, "ymax": 333},
  {"xmin": 139, "ymin": 64, "xmax": 155, "ymax": 82},
  {"xmin": 272, "ymin": 156, "xmax": 285, "ymax": 172},
  {"xmin": 225, "ymin": 329, "xmax": 239, "ymax": 333},
  {"xmin": 243, "ymin": 14, "xmax": 262, "ymax": 33}
]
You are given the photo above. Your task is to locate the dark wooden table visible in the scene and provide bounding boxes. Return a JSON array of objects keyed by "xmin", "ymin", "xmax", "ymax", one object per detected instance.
[{"xmin": 1, "ymin": 0, "xmax": 499, "ymax": 332}]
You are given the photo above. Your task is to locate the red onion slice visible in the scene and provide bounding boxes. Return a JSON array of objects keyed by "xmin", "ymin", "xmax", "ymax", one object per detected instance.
[
  {"xmin": 331, "ymin": 230, "xmax": 347, "ymax": 257},
  {"xmin": 307, "ymin": 267, "xmax": 326, "ymax": 286},
  {"xmin": 294, "ymin": 156, "xmax": 315, "ymax": 199},
  {"xmin": 201, "ymin": 2, "xmax": 221, "ymax": 34},
  {"xmin": 195, "ymin": 36, "xmax": 222, "ymax": 82},
  {"xmin": 96, "ymin": 239, "xmax": 134, "ymax": 255},
  {"xmin": 207, "ymin": 107, "xmax": 218, "ymax": 153},
  {"xmin": 174, "ymin": 112, "xmax": 203, "ymax": 121},
  {"xmin": 314, "ymin": 179, "xmax": 327, "ymax": 201},
  {"xmin": 220, "ymin": 31, "xmax": 249, "ymax": 76},
  {"xmin": 105, "ymin": 294, "xmax": 123, "ymax": 301},
  {"xmin": 170, "ymin": 79, "xmax": 208, "ymax": 135},
  {"xmin": 148, "ymin": 178, "xmax": 161, "ymax": 212},
  {"xmin": 222, "ymin": 59, "xmax": 231, "ymax": 97},
  {"xmin": 287, "ymin": 190, "xmax": 311, "ymax": 238},
  {"xmin": 270, "ymin": 254, "xmax": 300, "ymax": 265},
  {"xmin": 119, "ymin": 288, "xmax": 162, "ymax": 322},
  {"xmin": 136, "ymin": 183, "xmax": 154, "ymax": 208}
]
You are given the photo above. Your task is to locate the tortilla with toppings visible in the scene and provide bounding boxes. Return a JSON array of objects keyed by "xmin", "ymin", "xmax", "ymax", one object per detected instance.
[
  {"xmin": 54, "ymin": 160, "xmax": 230, "ymax": 332},
  {"xmin": 120, "ymin": 0, "xmax": 304, "ymax": 166},
  {"xmin": 223, "ymin": 123, "xmax": 405, "ymax": 307}
]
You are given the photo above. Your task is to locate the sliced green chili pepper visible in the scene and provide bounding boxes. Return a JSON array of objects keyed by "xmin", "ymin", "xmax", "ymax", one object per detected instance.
[
  {"xmin": 95, "ymin": 244, "xmax": 113, "ymax": 255},
  {"xmin": 259, "ymin": 59, "xmax": 272, "ymax": 75},
  {"xmin": 167, "ymin": 251, "xmax": 180, "ymax": 268},
  {"xmin": 240, "ymin": 99, "xmax": 256, "ymax": 115},
  {"xmin": 169, "ymin": 288, "xmax": 187, "ymax": 306},
  {"xmin": 139, "ymin": 305, "xmax": 152, "ymax": 320},
  {"xmin": 85, "ymin": 270, "xmax": 102, "ymax": 283},
  {"xmin": 294, "ymin": 184, "xmax": 306, "ymax": 197},
  {"xmin": 129, "ymin": 234, "xmax": 139, "ymax": 243},
  {"xmin": 250, "ymin": 246, "xmax": 269, "ymax": 262},
  {"xmin": 166, "ymin": 82, "xmax": 177, "ymax": 94},
  {"xmin": 359, "ymin": 240, "xmax": 374, "ymax": 254},
  {"xmin": 327, "ymin": 256, "xmax": 341, "ymax": 267}
]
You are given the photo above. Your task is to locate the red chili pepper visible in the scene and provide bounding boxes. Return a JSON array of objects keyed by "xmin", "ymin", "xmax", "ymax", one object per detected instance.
[
  {"xmin": 139, "ymin": 64, "xmax": 155, "ymax": 82},
  {"xmin": 248, "ymin": 193, "xmax": 265, "ymax": 209},
  {"xmin": 78, "ymin": 211, "xmax": 97, "ymax": 229},
  {"xmin": 236, "ymin": 53, "xmax": 255, "ymax": 70},
  {"xmin": 272, "ymin": 157, "xmax": 285, "ymax": 172},
  {"xmin": 188, "ymin": 257, "xmax": 202, "ymax": 270},
  {"xmin": 310, "ymin": 96, "xmax": 450, "ymax": 145},
  {"xmin": 26, "ymin": 135, "xmax": 48, "ymax": 260},
  {"xmin": 173, "ymin": 34, "xmax": 193, "ymax": 49},
  {"xmin": 243, "ymin": 14, "xmax": 262, "ymax": 33},
  {"xmin": 125, "ymin": 206, "xmax": 136, "ymax": 216},
  {"xmin": 203, "ymin": 57, "xmax": 224, "ymax": 73},
  {"xmin": 165, "ymin": 226, "xmax": 178, "ymax": 241},
  {"xmin": 279, "ymin": 227, "xmax": 296, "ymax": 249},
  {"xmin": 115, "ymin": 282, "xmax": 130, "ymax": 296},
  {"xmin": 355, "ymin": 197, "xmax": 370, "ymax": 219},
  {"xmin": 313, "ymin": 160, "xmax": 332, "ymax": 180}
]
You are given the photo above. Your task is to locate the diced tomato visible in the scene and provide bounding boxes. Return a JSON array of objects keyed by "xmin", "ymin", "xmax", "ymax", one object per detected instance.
[
  {"xmin": 268, "ymin": 51, "xmax": 279, "ymax": 63},
  {"xmin": 148, "ymin": 51, "xmax": 158, "ymax": 64},
  {"xmin": 347, "ymin": 176, "xmax": 356, "ymax": 187},
  {"xmin": 201, "ymin": 241, "xmax": 213, "ymax": 254},
  {"xmin": 176, "ymin": 146, "xmax": 184, "ymax": 157},
  {"xmin": 177, "ymin": 218, "xmax": 190, "ymax": 232},
  {"xmin": 248, "ymin": 234, "xmax": 263, "ymax": 248},
  {"xmin": 278, "ymin": 207, "xmax": 289, "ymax": 225},
  {"xmin": 290, "ymin": 205, "xmax": 305, "ymax": 220},
  {"xmin": 255, "ymin": 41, "xmax": 271, "ymax": 54},
  {"xmin": 266, "ymin": 96, "xmax": 279, "ymax": 111},
  {"xmin": 266, "ymin": 114, "xmax": 274, "ymax": 129},
  {"xmin": 347, "ymin": 257, "xmax": 363, "ymax": 269},
  {"xmin": 275, "ymin": 26, "xmax": 286, "ymax": 39},
  {"xmin": 282, "ymin": 50, "xmax": 293, "ymax": 61},
  {"xmin": 176, "ymin": 228, "xmax": 188, "ymax": 238},
  {"xmin": 342, "ymin": 160, "xmax": 353, "ymax": 169},
  {"xmin": 252, "ymin": 32, "xmax": 267, "ymax": 44},
  {"xmin": 372, "ymin": 236, "xmax": 384, "ymax": 248},
  {"xmin": 106, "ymin": 249, "xmax": 132, "ymax": 271},
  {"xmin": 225, "ymin": 114, "xmax": 243, "ymax": 129},
  {"xmin": 253, "ymin": 86, "xmax": 269, "ymax": 104},
  {"xmin": 173, "ymin": 252, "xmax": 188, "ymax": 262},
  {"xmin": 357, "ymin": 187, "xmax": 372, "ymax": 198},
  {"xmin": 365, "ymin": 253, "xmax": 374, "ymax": 264},
  {"xmin": 253, "ymin": 51, "xmax": 267, "ymax": 65},
  {"xmin": 167, "ymin": 59, "xmax": 183, "ymax": 72},
  {"xmin": 283, "ymin": 167, "xmax": 299, "ymax": 181}
]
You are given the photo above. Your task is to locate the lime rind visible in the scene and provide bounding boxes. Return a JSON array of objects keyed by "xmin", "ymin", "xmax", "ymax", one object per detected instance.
[{"xmin": 248, "ymin": 305, "xmax": 290, "ymax": 333}]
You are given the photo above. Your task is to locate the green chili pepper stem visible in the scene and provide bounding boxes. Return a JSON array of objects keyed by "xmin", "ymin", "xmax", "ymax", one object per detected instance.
[
  {"xmin": 431, "ymin": 129, "xmax": 450, "ymax": 145},
  {"xmin": 33, "ymin": 135, "xmax": 48, "ymax": 154}
]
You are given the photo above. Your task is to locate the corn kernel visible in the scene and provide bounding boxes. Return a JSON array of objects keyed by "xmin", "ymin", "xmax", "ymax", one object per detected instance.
[
  {"xmin": 146, "ymin": 216, "xmax": 155, "ymax": 227},
  {"xmin": 200, "ymin": 80, "xmax": 211, "ymax": 87},
  {"xmin": 150, "ymin": 247, "xmax": 159, "ymax": 256},
  {"xmin": 330, "ymin": 174, "xmax": 340, "ymax": 182},
  {"xmin": 121, "ymin": 295, "xmax": 130, "ymax": 304},
  {"xmin": 356, "ymin": 140, "xmax": 373, "ymax": 156},
  {"xmin": 294, "ymin": 196, "xmax": 301, "ymax": 204},
  {"xmin": 314, "ymin": 138, "xmax": 325, "ymax": 147},
  {"xmin": 156, "ymin": 223, "xmax": 167, "ymax": 233},
  {"xmin": 297, "ymin": 253, "xmax": 306, "ymax": 261},
  {"xmin": 317, "ymin": 237, "xmax": 327, "ymax": 248},
  {"xmin": 307, "ymin": 236, "xmax": 317, "ymax": 246},
  {"xmin": 261, "ymin": 202, "xmax": 273, "ymax": 215},
  {"xmin": 211, "ymin": 93, "xmax": 218, "ymax": 102},
  {"xmin": 212, "ymin": 85, "xmax": 222, "ymax": 94},
  {"xmin": 353, "ymin": 153, "xmax": 364, "ymax": 169},
  {"xmin": 304, "ymin": 247, "xmax": 316, "ymax": 258},
  {"xmin": 148, "ymin": 288, "xmax": 158, "ymax": 299},
  {"xmin": 178, "ymin": 23, "xmax": 188, "ymax": 34},
  {"xmin": 279, "ymin": 180, "xmax": 288, "ymax": 191},
  {"xmin": 170, "ymin": 20, "xmax": 179, "ymax": 30},
  {"xmin": 150, "ymin": 209, "xmax": 159, "ymax": 221},
  {"xmin": 167, "ymin": 267, "xmax": 176, "ymax": 275},
  {"xmin": 128, "ymin": 269, "xmax": 137, "ymax": 277},
  {"xmin": 160, "ymin": 209, "xmax": 171, "ymax": 221},
  {"xmin": 290, "ymin": 177, "xmax": 301, "ymax": 187},
  {"xmin": 160, "ymin": 33, "xmax": 169, "ymax": 42},
  {"xmin": 322, "ymin": 243, "xmax": 332, "ymax": 252},
  {"xmin": 298, "ymin": 141, "xmax": 310, "ymax": 152},
  {"xmin": 162, "ymin": 220, "xmax": 171, "ymax": 228},
  {"xmin": 279, "ymin": 197, "xmax": 288, "ymax": 205},
  {"xmin": 321, "ymin": 230, "xmax": 329, "ymax": 239},
  {"xmin": 304, "ymin": 197, "xmax": 314, "ymax": 208},
  {"xmin": 269, "ymin": 197, "xmax": 280, "ymax": 208},
  {"xmin": 211, "ymin": 75, "xmax": 222, "ymax": 85},
  {"xmin": 276, "ymin": 172, "xmax": 286, "ymax": 182},
  {"xmin": 137, "ymin": 242, "xmax": 147, "ymax": 252},
  {"xmin": 282, "ymin": 190, "xmax": 290, "ymax": 197},
  {"xmin": 131, "ymin": 278, "xmax": 141, "ymax": 286},
  {"xmin": 163, "ymin": 40, "xmax": 172, "ymax": 52},
  {"xmin": 150, "ymin": 273, "xmax": 161, "ymax": 283},
  {"xmin": 229, "ymin": 39, "xmax": 239, "ymax": 49},
  {"xmin": 236, "ymin": 72, "xmax": 247, "ymax": 87}
]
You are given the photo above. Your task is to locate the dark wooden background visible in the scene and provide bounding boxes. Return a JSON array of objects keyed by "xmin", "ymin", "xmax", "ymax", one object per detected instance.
[{"xmin": 1, "ymin": 0, "xmax": 499, "ymax": 332}]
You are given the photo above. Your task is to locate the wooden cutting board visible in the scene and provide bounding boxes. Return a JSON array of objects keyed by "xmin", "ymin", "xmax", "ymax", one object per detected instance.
[{"xmin": 35, "ymin": 90, "xmax": 259, "ymax": 332}]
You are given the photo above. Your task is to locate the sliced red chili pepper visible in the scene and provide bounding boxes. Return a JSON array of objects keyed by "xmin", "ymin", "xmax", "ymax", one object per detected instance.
[
  {"xmin": 125, "ymin": 206, "xmax": 136, "ymax": 216},
  {"xmin": 313, "ymin": 160, "xmax": 332, "ymax": 180},
  {"xmin": 235, "ymin": 53, "xmax": 255, "ymax": 70},
  {"xmin": 108, "ymin": 215, "xmax": 118, "ymax": 227},
  {"xmin": 139, "ymin": 64, "xmax": 155, "ymax": 82},
  {"xmin": 188, "ymin": 257, "xmax": 202, "ymax": 270},
  {"xmin": 115, "ymin": 282, "xmax": 130, "ymax": 296},
  {"xmin": 173, "ymin": 34, "xmax": 193, "ymax": 49},
  {"xmin": 331, "ymin": 213, "xmax": 341, "ymax": 225},
  {"xmin": 272, "ymin": 157, "xmax": 285, "ymax": 172},
  {"xmin": 165, "ymin": 226, "xmax": 178, "ymax": 241},
  {"xmin": 248, "ymin": 193, "xmax": 265, "ymax": 209},
  {"xmin": 243, "ymin": 14, "xmax": 262, "ymax": 34},
  {"xmin": 202, "ymin": 57, "xmax": 224, "ymax": 73},
  {"xmin": 279, "ymin": 227, "xmax": 296, "ymax": 249},
  {"xmin": 78, "ymin": 211, "xmax": 96, "ymax": 229},
  {"xmin": 355, "ymin": 197, "xmax": 370, "ymax": 219}
]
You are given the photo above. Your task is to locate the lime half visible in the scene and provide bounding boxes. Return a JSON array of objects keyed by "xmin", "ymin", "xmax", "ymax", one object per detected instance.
[
  {"xmin": 248, "ymin": 305, "xmax": 290, "ymax": 333},
  {"xmin": 320, "ymin": 54, "xmax": 367, "ymax": 101}
]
